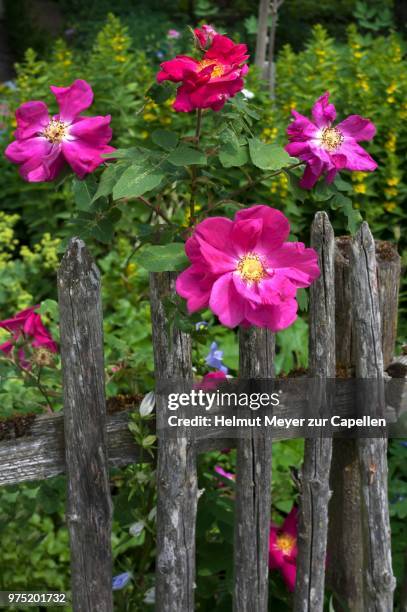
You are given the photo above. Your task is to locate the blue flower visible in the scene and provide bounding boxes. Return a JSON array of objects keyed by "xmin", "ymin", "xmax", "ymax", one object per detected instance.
[
  {"xmin": 195, "ymin": 321, "xmax": 208, "ymax": 331},
  {"xmin": 205, "ymin": 342, "xmax": 228, "ymax": 374},
  {"xmin": 112, "ymin": 572, "xmax": 131, "ymax": 591},
  {"xmin": 400, "ymin": 441, "xmax": 407, "ymax": 448}
]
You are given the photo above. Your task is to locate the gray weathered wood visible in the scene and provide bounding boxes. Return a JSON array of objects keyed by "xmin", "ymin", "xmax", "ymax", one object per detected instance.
[
  {"xmin": 294, "ymin": 212, "xmax": 335, "ymax": 611},
  {"xmin": 328, "ymin": 233, "xmax": 400, "ymax": 611},
  {"xmin": 351, "ymin": 223, "xmax": 396, "ymax": 611},
  {"xmin": 376, "ymin": 241, "xmax": 401, "ymax": 369},
  {"xmin": 149, "ymin": 272, "xmax": 197, "ymax": 612},
  {"xmin": 233, "ymin": 327, "xmax": 274, "ymax": 612},
  {"xmin": 58, "ymin": 238, "xmax": 113, "ymax": 612},
  {"xmin": 0, "ymin": 410, "xmax": 142, "ymax": 486}
]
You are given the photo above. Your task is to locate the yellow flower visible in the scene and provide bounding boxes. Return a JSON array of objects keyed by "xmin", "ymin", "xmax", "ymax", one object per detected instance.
[
  {"xmin": 385, "ymin": 134, "xmax": 397, "ymax": 153},
  {"xmin": 386, "ymin": 83, "xmax": 397, "ymax": 95},
  {"xmin": 141, "ymin": 130, "xmax": 149, "ymax": 139},
  {"xmin": 126, "ymin": 263, "xmax": 137, "ymax": 275},
  {"xmin": 352, "ymin": 172, "xmax": 369, "ymax": 183},
  {"xmin": 386, "ymin": 177, "xmax": 400, "ymax": 187},
  {"xmin": 115, "ymin": 55, "xmax": 126, "ymax": 63},
  {"xmin": 143, "ymin": 113, "xmax": 156, "ymax": 122},
  {"xmin": 354, "ymin": 51, "xmax": 363, "ymax": 59},
  {"xmin": 387, "ymin": 96, "xmax": 395, "ymax": 104},
  {"xmin": 384, "ymin": 201, "xmax": 396, "ymax": 212},
  {"xmin": 384, "ymin": 187, "xmax": 398, "ymax": 198},
  {"xmin": 354, "ymin": 183, "xmax": 367, "ymax": 194}
]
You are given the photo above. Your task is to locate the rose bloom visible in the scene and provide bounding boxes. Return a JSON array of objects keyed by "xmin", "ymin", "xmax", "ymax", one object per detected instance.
[
  {"xmin": 285, "ymin": 92, "xmax": 377, "ymax": 189},
  {"xmin": 5, "ymin": 79, "xmax": 114, "ymax": 182},
  {"xmin": 0, "ymin": 306, "xmax": 57, "ymax": 367},
  {"xmin": 176, "ymin": 205, "xmax": 320, "ymax": 331},
  {"xmin": 194, "ymin": 24, "xmax": 217, "ymax": 48},
  {"xmin": 157, "ymin": 26, "xmax": 249, "ymax": 112},
  {"xmin": 269, "ymin": 507, "xmax": 298, "ymax": 592}
]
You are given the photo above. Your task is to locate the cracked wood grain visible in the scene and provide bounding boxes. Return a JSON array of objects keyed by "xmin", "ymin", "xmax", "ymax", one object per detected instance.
[
  {"xmin": 149, "ymin": 272, "xmax": 197, "ymax": 612},
  {"xmin": 328, "ymin": 232, "xmax": 400, "ymax": 611},
  {"xmin": 0, "ymin": 409, "xmax": 142, "ymax": 486},
  {"xmin": 58, "ymin": 238, "xmax": 113, "ymax": 612},
  {"xmin": 351, "ymin": 223, "xmax": 396, "ymax": 612},
  {"xmin": 294, "ymin": 212, "xmax": 335, "ymax": 612},
  {"xmin": 233, "ymin": 326, "xmax": 274, "ymax": 612}
]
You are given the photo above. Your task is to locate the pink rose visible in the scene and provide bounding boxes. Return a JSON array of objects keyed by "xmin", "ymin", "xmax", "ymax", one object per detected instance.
[
  {"xmin": 269, "ymin": 507, "xmax": 298, "ymax": 592},
  {"xmin": 0, "ymin": 305, "xmax": 57, "ymax": 367},
  {"xmin": 285, "ymin": 92, "xmax": 377, "ymax": 189},
  {"xmin": 194, "ymin": 24, "xmax": 217, "ymax": 48},
  {"xmin": 176, "ymin": 205, "xmax": 320, "ymax": 331},
  {"xmin": 157, "ymin": 31, "xmax": 249, "ymax": 112},
  {"xmin": 5, "ymin": 79, "xmax": 114, "ymax": 182}
]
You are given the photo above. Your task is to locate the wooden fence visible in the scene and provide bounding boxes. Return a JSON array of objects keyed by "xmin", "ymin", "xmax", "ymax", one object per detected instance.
[{"xmin": 0, "ymin": 211, "xmax": 405, "ymax": 612}]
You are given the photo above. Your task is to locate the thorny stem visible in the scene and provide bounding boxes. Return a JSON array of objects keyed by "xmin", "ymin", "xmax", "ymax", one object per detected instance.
[
  {"xmin": 5, "ymin": 354, "xmax": 54, "ymax": 413},
  {"xmin": 137, "ymin": 196, "xmax": 172, "ymax": 225},
  {"xmin": 189, "ymin": 109, "xmax": 203, "ymax": 227},
  {"xmin": 217, "ymin": 160, "xmax": 305, "ymax": 204}
]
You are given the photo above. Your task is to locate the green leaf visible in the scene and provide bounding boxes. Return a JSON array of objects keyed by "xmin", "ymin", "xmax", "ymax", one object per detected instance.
[
  {"xmin": 286, "ymin": 170, "xmax": 307, "ymax": 202},
  {"xmin": 134, "ymin": 243, "xmax": 189, "ymax": 272},
  {"xmin": 102, "ymin": 147, "xmax": 146, "ymax": 159},
  {"xmin": 91, "ymin": 208, "xmax": 122, "ymax": 244},
  {"xmin": 297, "ymin": 288, "xmax": 309, "ymax": 312},
  {"xmin": 219, "ymin": 129, "xmax": 248, "ymax": 168},
  {"xmin": 147, "ymin": 82, "xmax": 174, "ymax": 104},
  {"xmin": 313, "ymin": 180, "xmax": 336, "ymax": 202},
  {"xmin": 72, "ymin": 176, "xmax": 97, "ymax": 211},
  {"xmin": 219, "ymin": 142, "xmax": 248, "ymax": 168},
  {"xmin": 152, "ymin": 129, "xmax": 178, "ymax": 151},
  {"xmin": 38, "ymin": 299, "xmax": 59, "ymax": 320},
  {"xmin": 113, "ymin": 163, "xmax": 164, "ymax": 199},
  {"xmin": 92, "ymin": 163, "xmax": 126, "ymax": 202},
  {"xmin": 141, "ymin": 434, "xmax": 156, "ymax": 448},
  {"xmin": 167, "ymin": 144, "xmax": 207, "ymax": 166},
  {"xmin": 330, "ymin": 193, "xmax": 362, "ymax": 234},
  {"xmin": 334, "ymin": 176, "xmax": 353, "ymax": 192},
  {"xmin": 248, "ymin": 138, "xmax": 291, "ymax": 170}
]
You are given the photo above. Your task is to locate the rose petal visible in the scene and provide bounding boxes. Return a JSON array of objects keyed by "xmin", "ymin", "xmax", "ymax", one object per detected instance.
[
  {"xmin": 14, "ymin": 101, "xmax": 50, "ymax": 139},
  {"xmin": 50, "ymin": 79, "xmax": 94, "ymax": 123},
  {"xmin": 209, "ymin": 273, "xmax": 245, "ymax": 328},
  {"xmin": 336, "ymin": 115, "xmax": 376, "ymax": 141},
  {"xmin": 311, "ymin": 92, "xmax": 336, "ymax": 128}
]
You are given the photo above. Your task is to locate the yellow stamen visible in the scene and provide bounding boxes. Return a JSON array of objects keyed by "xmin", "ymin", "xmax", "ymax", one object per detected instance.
[
  {"xmin": 237, "ymin": 253, "xmax": 265, "ymax": 283},
  {"xmin": 199, "ymin": 59, "xmax": 225, "ymax": 78},
  {"xmin": 320, "ymin": 127, "xmax": 343, "ymax": 152},
  {"xmin": 43, "ymin": 119, "xmax": 67, "ymax": 143},
  {"xmin": 275, "ymin": 533, "xmax": 296, "ymax": 555}
]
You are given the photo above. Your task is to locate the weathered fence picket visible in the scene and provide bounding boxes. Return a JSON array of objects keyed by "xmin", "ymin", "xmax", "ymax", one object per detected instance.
[
  {"xmin": 149, "ymin": 272, "xmax": 197, "ymax": 612},
  {"xmin": 351, "ymin": 224, "xmax": 395, "ymax": 610},
  {"xmin": 58, "ymin": 238, "xmax": 113, "ymax": 612},
  {"xmin": 233, "ymin": 327, "xmax": 274, "ymax": 611},
  {"xmin": 0, "ymin": 213, "xmax": 404, "ymax": 612},
  {"xmin": 328, "ymin": 233, "xmax": 401, "ymax": 611},
  {"xmin": 294, "ymin": 212, "xmax": 336, "ymax": 612}
]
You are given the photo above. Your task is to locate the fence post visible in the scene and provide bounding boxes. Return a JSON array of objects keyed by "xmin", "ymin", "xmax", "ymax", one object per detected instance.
[
  {"xmin": 328, "ymin": 233, "xmax": 400, "ymax": 610},
  {"xmin": 351, "ymin": 223, "xmax": 396, "ymax": 610},
  {"xmin": 233, "ymin": 327, "xmax": 274, "ymax": 612},
  {"xmin": 58, "ymin": 238, "xmax": 113, "ymax": 612},
  {"xmin": 294, "ymin": 212, "xmax": 335, "ymax": 611},
  {"xmin": 149, "ymin": 272, "xmax": 197, "ymax": 612}
]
